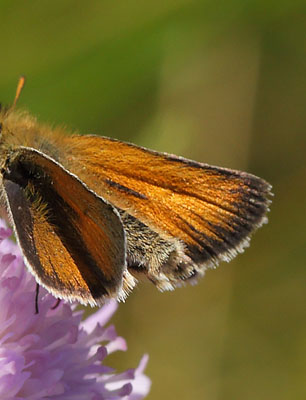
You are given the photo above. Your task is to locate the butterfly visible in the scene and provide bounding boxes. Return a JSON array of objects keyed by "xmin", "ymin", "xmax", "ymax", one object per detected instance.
[{"xmin": 0, "ymin": 77, "xmax": 272, "ymax": 306}]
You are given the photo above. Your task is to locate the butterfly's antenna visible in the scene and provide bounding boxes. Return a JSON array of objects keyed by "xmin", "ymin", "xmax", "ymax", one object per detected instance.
[{"xmin": 12, "ymin": 76, "xmax": 26, "ymax": 110}]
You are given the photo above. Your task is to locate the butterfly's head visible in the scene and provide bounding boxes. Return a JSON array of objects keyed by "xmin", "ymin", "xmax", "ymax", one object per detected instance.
[
  {"xmin": 0, "ymin": 103, "xmax": 10, "ymax": 140},
  {"xmin": 0, "ymin": 111, "xmax": 9, "ymax": 155},
  {"xmin": 0, "ymin": 106, "xmax": 18, "ymax": 149},
  {"xmin": 0, "ymin": 76, "xmax": 26, "ymax": 146}
]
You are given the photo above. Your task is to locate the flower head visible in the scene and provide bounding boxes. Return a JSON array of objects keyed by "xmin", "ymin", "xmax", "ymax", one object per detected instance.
[{"xmin": 0, "ymin": 220, "xmax": 151, "ymax": 399}]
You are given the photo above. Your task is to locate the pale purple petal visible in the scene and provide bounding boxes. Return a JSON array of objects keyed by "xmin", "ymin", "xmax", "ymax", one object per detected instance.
[
  {"xmin": 0, "ymin": 219, "xmax": 151, "ymax": 399},
  {"xmin": 82, "ymin": 300, "xmax": 118, "ymax": 333},
  {"xmin": 129, "ymin": 355, "xmax": 151, "ymax": 399}
]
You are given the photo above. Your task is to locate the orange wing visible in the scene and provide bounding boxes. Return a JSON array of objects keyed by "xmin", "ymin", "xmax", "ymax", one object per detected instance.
[
  {"xmin": 61, "ymin": 136, "xmax": 272, "ymax": 270},
  {"xmin": 3, "ymin": 147, "xmax": 128, "ymax": 305}
]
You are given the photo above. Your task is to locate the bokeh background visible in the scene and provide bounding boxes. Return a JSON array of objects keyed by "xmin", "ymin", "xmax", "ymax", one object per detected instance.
[{"xmin": 1, "ymin": 1, "xmax": 305, "ymax": 399}]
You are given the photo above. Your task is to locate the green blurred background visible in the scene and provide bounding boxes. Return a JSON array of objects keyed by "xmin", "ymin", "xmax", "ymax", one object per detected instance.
[{"xmin": 1, "ymin": 1, "xmax": 305, "ymax": 399}]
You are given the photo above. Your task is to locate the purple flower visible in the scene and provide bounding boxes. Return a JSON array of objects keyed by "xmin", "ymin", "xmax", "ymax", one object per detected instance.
[{"xmin": 0, "ymin": 220, "xmax": 151, "ymax": 399}]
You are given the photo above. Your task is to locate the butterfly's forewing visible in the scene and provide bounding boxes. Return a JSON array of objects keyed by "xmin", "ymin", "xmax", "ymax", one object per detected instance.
[
  {"xmin": 2, "ymin": 148, "xmax": 126, "ymax": 306},
  {"xmin": 62, "ymin": 136, "xmax": 272, "ymax": 269}
]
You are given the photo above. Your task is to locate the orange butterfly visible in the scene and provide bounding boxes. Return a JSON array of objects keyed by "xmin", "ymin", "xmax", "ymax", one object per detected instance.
[{"xmin": 0, "ymin": 78, "xmax": 272, "ymax": 306}]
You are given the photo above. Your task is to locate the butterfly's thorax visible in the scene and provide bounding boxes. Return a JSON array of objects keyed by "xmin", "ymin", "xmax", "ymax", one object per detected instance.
[{"xmin": 0, "ymin": 110, "xmax": 72, "ymax": 164}]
